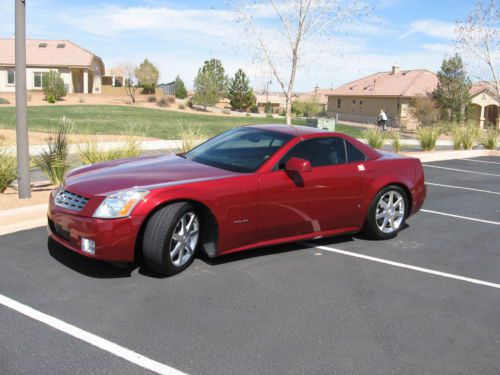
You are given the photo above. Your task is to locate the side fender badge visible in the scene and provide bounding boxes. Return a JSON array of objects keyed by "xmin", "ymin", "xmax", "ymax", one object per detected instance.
[{"xmin": 358, "ymin": 164, "xmax": 365, "ymax": 171}]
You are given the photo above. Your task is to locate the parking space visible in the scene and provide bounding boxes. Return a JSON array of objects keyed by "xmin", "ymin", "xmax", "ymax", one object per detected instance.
[{"xmin": 1, "ymin": 156, "xmax": 499, "ymax": 375}]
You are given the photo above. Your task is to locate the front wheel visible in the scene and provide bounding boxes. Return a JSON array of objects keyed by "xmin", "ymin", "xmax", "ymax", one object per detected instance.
[
  {"xmin": 363, "ymin": 185, "xmax": 408, "ymax": 240},
  {"xmin": 143, "ymin": 202, "xmax": 200, "ymax": 276}
]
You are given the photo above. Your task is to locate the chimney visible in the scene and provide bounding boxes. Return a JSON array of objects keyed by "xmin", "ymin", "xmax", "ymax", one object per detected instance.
[{"xmin": 392, "ymin": 65, "xmax": 400, "ymax": 75}]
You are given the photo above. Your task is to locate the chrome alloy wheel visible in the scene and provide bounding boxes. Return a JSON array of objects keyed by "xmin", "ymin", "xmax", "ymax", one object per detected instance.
[
  {"xmin": 375, "ymin": 191, "xmax": 405, "ymax": 234},
  {"xmin": 170, "ymin": 212, "xmax": 200, "ymax": 267}
]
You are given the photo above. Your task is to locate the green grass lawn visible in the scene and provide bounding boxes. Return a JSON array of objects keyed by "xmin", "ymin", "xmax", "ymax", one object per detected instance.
[{"xmin": 0, "ymin": 105, "xmax": 364, "ymax": 139}]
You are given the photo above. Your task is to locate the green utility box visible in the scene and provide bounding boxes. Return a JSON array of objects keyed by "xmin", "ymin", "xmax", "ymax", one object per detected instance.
[{"xmin": 305, "ymin": 118, "xmax": 336, "ymax": 132}]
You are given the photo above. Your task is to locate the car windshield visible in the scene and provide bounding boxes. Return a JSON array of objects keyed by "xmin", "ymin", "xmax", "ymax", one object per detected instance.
[{"xmin": 185, "ymin": 127, "xmax": 293, "ymax": 173}]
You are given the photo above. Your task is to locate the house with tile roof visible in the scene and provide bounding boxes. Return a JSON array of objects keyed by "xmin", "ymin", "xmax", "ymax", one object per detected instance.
[
  {"xmin": 326, "ymin": 66, "xmax": 499, "ymax": 130},
  {"xmin": 0, "ymin": 38, "xmax": 104, "ymax": 94}
]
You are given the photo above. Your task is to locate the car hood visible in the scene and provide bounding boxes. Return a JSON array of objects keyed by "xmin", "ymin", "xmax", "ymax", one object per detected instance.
[{"xmin": 63, "ymin": 154, "xmax": 240, "ymax": 196}]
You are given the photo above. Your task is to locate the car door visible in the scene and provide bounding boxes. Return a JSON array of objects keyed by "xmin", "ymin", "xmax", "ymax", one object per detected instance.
[{"xmin": 257, "ymin": 136, "xmax": 363, "ymax": 242}]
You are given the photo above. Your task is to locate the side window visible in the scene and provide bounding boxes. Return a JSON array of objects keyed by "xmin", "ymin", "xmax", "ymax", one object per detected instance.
[
  {"xmin": 277, "ymin": 137, "xmax": 347, "ymax": 169},
  {"xmin": 345, "ymin": 141, "xmax": 366, "ymax": 163}
]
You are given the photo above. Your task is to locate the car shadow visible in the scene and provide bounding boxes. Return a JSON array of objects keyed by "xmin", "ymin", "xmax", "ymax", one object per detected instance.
[
  {"xmin": 47, "ymin": 238, "xmax": 138, "ymax": 278},
  {"xmin": 199, "ymin": 234, "xmax": 356, "ymax": 267}
]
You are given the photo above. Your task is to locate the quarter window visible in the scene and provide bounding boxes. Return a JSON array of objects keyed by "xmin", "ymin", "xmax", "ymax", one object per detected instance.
[
  {"xmin": 277, "ymin": 137, "xmax": 347, "ymax": 169},
  {"xmin": 345, "ymin": 141, "xmax": 366, "ymax": 163},
  {"xmin": 7, "ymin": 69, "xmax": 15, "ymax": 85}
]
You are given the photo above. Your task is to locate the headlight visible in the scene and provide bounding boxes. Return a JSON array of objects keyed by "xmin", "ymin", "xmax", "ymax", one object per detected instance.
[{"xmin": 93, "ymin": 189, "xmax": 149, "ymax": 219}]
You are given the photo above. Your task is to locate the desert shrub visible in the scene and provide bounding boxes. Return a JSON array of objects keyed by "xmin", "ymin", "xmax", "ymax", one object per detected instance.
[
  {"xmin": 460, "ymin": 124, "xmax": 479, "ymax": 150},
  {"xmin": 246, "ymin": 112, "xmax": 251, "ymax": 117},
  {"xmin": 292, "ymin": 100, "xmax": 322, "ymax": 117},
  {"xmin": 0, "ymin": 140, "xmax": 17, "ymax": 193},
  {"xmin": 390, "ymin": 131, "xmax": 401, "ymax": 153},
  {"xmin": 78, "ymin": 96, "xmax": 86, "ymax": 103},
  {"xmin": 0, "ymin": 97, "xmax": 10, "ymax": 105},
  {"xmin": 187, "ymin": 99, "xmax": 193, "ymax": 108},
  {"xmin": 222, "ymin": 108, "xmax": 231, "ymax": 115},
  {"xmin": 266, "ymin": 113, "xmax": 274, "ymax": 118},
  {"xmin": 178, "ymin": 103, "xmax": 186, "ymax": 110},
  {"xmin": 482, "ymin": 128, "xmax": 499, "ymax": 150},
  {"xmin": 32, "ymin": 118, "xmax": 72, "ymax": 184},
  {"xmin": 264, "ymin": 101, "xmax": 273, "ymax": 114},
  {"xmin": 250, "ymin": 104, "xmax": 258, "ymax": 113},
  {"xmin": 450, "ymin": 125, "xmax": 463, "ymax": 150},
  {"xmin": 148, "ymin": 95, "xmax": 157, "ymax": 103},
  {"xmin": 167, "ymin": 96, "xmax": 176, "ymax": 104},
  {"xmin": 417, "ymin": 127, "xmax": 441, "ymax": 151},
  {"xmin": 363, "ymin": 128, "xmax": 386, "ymax": 149},
  {"xmin": 42, "ymin": 70, "xmax": 66, "ymax": 101},
  {"xmin": 177, "ymin": 126, "xmax": 206, "ymax": 153},
  {"xmin": 157, "ymin": 97, "xmax": 170, "ymax": 108}
]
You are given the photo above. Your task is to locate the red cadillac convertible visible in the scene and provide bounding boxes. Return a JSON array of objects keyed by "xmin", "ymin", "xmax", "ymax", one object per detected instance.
[{"xmin": 48, "ymin": 125, "xmax": 426, "ymax": 275}]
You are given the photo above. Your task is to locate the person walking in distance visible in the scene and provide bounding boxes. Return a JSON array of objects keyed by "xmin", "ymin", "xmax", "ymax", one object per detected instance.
[{"xmin": 378, "ymin": 109, "xmax": 388, "ymax": 131}]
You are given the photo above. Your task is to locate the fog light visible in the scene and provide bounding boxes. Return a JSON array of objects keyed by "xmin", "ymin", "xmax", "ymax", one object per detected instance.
[{"xmin": 81, "ymin": 238, "xmax": 95, "ymax": 255}]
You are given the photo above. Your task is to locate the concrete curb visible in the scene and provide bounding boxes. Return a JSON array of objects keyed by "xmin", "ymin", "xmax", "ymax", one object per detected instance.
[
  {"xmin": 0, "ymin": 204, "xmax": 47, "ymax": 236},
  {"xmin": 0, "ymin": 149, "xmax": 499, "ymax": 236}
]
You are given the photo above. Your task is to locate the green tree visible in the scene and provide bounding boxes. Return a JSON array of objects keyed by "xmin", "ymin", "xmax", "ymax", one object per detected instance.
[
  {"xmin": 174, "ymin": 75, "xmax": 188, "ymax": 99},
  {"xmin": 228, "ymin": 68, "xmax": 255, "ymax": 111},
  {"xmin": 193, "ymin": 59, "xmax": 228, "ymax": 110},
  {"xmin": 42, "ymin": 71, "xmax": 66, "ymax": 102},
  {"xmin": 433, "ymin": 54, "xmax": 472, "ymax": 123},
  {"xmin": 135, "ymin": 59, "xmax": 159, "ymax": 94}
]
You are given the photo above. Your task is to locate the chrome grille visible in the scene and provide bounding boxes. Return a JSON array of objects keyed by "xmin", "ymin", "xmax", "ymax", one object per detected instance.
[{"xmin": 54, "ymin": 190, "xmax": 89, "ymax": 212}]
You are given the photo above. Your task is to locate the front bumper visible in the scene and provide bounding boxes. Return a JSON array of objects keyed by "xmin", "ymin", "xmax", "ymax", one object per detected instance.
[{"xmin": 48, "ymin": 204, "xmax": 146, "ymax": 262}]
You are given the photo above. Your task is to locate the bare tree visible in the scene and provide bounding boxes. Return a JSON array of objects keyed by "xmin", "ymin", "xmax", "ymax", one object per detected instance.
[
  {"xmin": 233, "ymin": 0, "xmax": 369, "ymax": 125},
  {"xmin": 119, "ymin": 63, "xmax": 139, "ymax": 103},
  {"xmin": 456, "ymin": 0, "xmax": 499, "ymax": 99}
]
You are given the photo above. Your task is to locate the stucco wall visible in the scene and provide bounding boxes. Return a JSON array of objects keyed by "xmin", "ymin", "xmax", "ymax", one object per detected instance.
[{"xmin": 327, "ymin": 95, "xmax": 420, "ymax": 130}]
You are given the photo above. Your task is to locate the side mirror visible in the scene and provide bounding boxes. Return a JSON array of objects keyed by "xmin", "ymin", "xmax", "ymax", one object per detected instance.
[{"xmin": 285, "ymin": 157, "xmax": 312, "ymax": 173}]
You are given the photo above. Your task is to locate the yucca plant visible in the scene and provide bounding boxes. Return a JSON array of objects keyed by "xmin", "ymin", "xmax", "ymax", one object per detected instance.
[
  {"xmin": 177, "ymin": 126, "xmax": 206, "ymax": 153},
  {"xmin": 363, "ymin": 128, "xmax": 386, "ymax": 149},
  {"xmin": 32, "ymin": 119, "xmax": 72, "ymax": 185},
  {"xmin": 78, "ymin": 135, "xmax": 141, "ymax": 165},
  {"xmin": 0, "ymin": 140, "xmax": 17, "ymax": 193},
  {"xmin": 482, "ymin": 128, "xmax": 499, "ymax": 150},
  {"xmin": 460, "ymin": 125, "xmax": 480, "ymax": 150},
  {"xmin": 390, "ymin": 131, "xmax": 401, "ymax": 153},
  {"xmin": 417, "ymin": 126, "xmax": 441, "ymax": 151}
]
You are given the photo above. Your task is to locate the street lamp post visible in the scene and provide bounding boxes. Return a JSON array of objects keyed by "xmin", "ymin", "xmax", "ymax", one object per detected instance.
[{"xmin": 15, "ymin": 0, "xmax": 31, "ymax": 199}]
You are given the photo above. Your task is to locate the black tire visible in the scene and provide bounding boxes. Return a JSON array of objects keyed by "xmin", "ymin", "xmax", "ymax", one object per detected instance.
[
  {"xmin": 143, "ymin": 202, "xmax": 200, "ymax": 276},
  {"xmin": 363, "ymin": 185, "xmax": 409, "ymax": 240}
]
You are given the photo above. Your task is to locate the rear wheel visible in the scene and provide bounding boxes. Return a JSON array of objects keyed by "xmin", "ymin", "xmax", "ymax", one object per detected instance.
[
  {"xmin": 143, "ymin": 202, "xmax": 200, "ymax": 276},
  {"xmin": 363, "ymin": 185, "xmax": 408, "ymax": 240}
]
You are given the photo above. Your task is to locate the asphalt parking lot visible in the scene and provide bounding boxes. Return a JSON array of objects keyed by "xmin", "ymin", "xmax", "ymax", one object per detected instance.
[{"xmin": 1, "ymin": 156, "xmax": 499, "ymax": 375}]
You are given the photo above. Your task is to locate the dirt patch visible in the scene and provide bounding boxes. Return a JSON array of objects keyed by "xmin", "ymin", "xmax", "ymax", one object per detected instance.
[{"xmin": 0, "ymin": 185, "xmax": 54, "ymax": 210}]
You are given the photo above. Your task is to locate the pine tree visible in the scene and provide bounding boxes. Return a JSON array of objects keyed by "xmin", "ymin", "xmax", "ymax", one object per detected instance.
[
  {"xmin": 228, "ymin": 68, "xmax": 255, "ymax": 111},
  {"xmin": 174, "ymin": 75, "xmax": 188, "ymax": 99},
  {"xmin": 193, "ymin": 59, "xmax": 228, "ymax": 110},
  {"xmin": 433, "ymin": 54, "xmax": 472, "ymax": 123}
]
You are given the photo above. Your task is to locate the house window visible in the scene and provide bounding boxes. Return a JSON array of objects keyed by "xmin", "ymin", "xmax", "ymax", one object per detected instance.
[
  {"xmin": 33, "ymin": 72, "xmax": 46, "ymax": 89},
  {"xmin": 337, "ymin": 99, "xmax": 341, "ymax": 109},
  {"xmin": 7, "ymin": 69, "xmax": 15, "ymax": 85}
]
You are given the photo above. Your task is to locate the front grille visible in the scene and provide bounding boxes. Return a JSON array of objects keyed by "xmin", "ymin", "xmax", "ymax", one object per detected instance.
[{"xmin": 54, "ymin": 190, "xmax": 89, "ymax": 212}]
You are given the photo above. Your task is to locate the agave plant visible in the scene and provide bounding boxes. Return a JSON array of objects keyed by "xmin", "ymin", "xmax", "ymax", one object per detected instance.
[
  {"xmin": 33, "ymin": 118, "xmax": 72, "ymax": 185},
  {"xmin": 482, "ymin": 128, "xmax": 499, "ymax": 150},
  {"xmin": 390, "ymin": 131, "xmax": 401, "ymax": 153},
  {"xmin": 417, "ymin": 126, "xmax": 441, "ymax": 151}
]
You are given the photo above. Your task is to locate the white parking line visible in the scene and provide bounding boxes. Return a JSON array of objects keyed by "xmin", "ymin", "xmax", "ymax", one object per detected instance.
[
  {"xmin": 423, "ymin": 164, "xmax": 500, "ymax": 177},
  {"xmin": 421, "ymin": 209, "xmax": 500, "ymax": 226},
  {"xmin": 308, "ymin": 244, "xmax": 500, "ymax": 289},
  {"xmin": 0, "ymin": 294, "xmax": 187, "ymax": 375},
  {"xmin": 426, "ymin": 182, "xmax": 500, "ymax": 195},
  {"xmin": 463, "ymin": 159, "xmax": 500, "ymax": 165}
]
